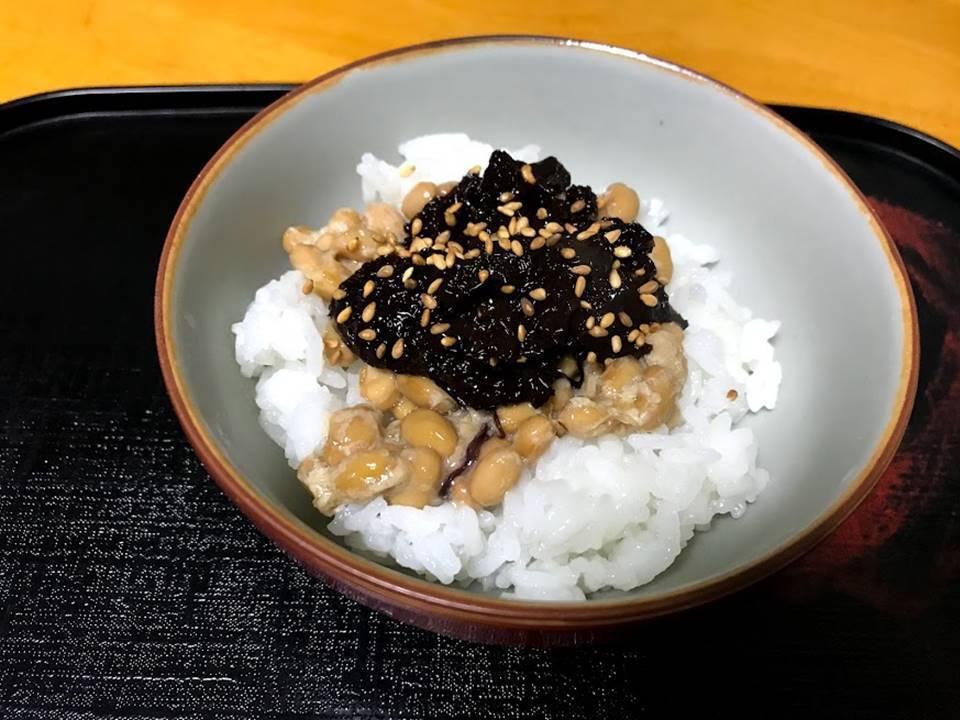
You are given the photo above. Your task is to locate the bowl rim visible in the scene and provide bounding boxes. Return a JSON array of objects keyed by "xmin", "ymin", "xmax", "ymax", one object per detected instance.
[{"xmin": 155, "ymin": 34, "xmax": 919, "ymax": 628}]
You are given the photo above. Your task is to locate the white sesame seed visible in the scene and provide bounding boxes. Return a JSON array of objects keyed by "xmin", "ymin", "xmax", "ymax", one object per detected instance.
[
  {"xmin": 614, "ymin": 245, "xmax": 632, "ymax": 258},
  {"xmin": 571, "ymin": 265, "xmax": 592, "ymax": 276},
  {"xmin": 363, "ymin": 280, "xmax": 375, "ymax": 298},
  {"xmin": 521, "ymin": 164, "xmax": 536, "ymax": 184},
  {"xmin": 529, "ymin": 288, "xmax": 547, "ymax": 301},
  {"xmin": 391, "ymin": 339, "xmax": 405, "ymax": 358},
  {"xmin": 430, "ymin": 323, "xmax": 450, "ymax": 335},
  {"xmin": 611, "ymin": 335, "xmax": 622, "ymax": 353},
  {"xmin": 574, "ymin": 276, "xmax": 586, "ymax": 298},
  {"xmin": 420, "ymin": 293, "xmax": 437, "ymax": 309},
  {"xmin": 640, "ymin": 293, "xmax": 658, "ymax": 307},
  {"xmin": 336, "ymin": 306, "xmax": 352, "ymax": 323},
  {"xmin": 358, "ymin": 328, "xmax": 377, "ymax": 341},
  {"xmin": 361, "ymin": 302, "xmax": 377, "ymax": 322}
]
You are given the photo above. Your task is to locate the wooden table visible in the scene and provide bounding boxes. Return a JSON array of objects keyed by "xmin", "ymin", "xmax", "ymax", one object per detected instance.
[{"xmin": 2, "ymin": 1, "xmax": 959, "ymax": 146}]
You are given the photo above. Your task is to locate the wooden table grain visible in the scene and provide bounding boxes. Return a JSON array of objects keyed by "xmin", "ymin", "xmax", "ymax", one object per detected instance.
[{"xmin": 2, "ymin": 1, "xmax": 958, "ymax": 145}]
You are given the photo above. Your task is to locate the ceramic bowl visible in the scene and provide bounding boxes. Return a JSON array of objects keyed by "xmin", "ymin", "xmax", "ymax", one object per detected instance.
[{"xmin": 155, "ymin": 36, "xmax": 917, "ymax": 644}]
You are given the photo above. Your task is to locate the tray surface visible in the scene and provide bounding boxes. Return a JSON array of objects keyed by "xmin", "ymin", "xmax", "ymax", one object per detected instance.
[{"xmin": 1, "ymin": 86, "xmax": 958, "ymax": 718}]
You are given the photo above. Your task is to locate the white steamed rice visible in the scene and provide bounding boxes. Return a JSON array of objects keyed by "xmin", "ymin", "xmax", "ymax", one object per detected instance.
[{"xmin": 231, "ymin": 133, "xmax": 782, "ymax": 601}]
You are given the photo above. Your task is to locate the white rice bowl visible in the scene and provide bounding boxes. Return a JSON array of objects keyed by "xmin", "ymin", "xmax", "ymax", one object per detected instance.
[{"xmin": 231, "ymin": 134, "xmax": 782, "ymax": 601}]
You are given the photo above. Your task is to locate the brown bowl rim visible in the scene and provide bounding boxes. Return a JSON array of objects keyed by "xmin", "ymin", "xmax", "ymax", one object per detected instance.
[{"xmin": 154, "ymin": 34, "xmax": 919, "ymax": 629}]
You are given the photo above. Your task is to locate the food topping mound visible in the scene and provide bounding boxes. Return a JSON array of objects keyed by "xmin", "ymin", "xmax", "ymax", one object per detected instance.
[{"xmin": 328, "ymin": 151, "xmax": 685, "ymax": 409}]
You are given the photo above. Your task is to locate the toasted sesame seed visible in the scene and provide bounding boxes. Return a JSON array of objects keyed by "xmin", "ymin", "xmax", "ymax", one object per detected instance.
[
  {"xmin": 500, "ymin": 285, "xmax": 516, "ymax": 294},
  {"xmin": 517, "ymin": 324, "xmax": 527, "ymax": 342},
  {"xmin": 375, "ymin": 343, "xmax": 386, "ymax": 359},
  {"xmin": 376, "ymin": 245, "xmax": 393, "ymax": 257},
  {"xmin": 508, "ymin": 216, "xmax": 518, "ymax": 235},
  {"xmin": 586, "ymin": 351, "xmax": 597, "ymax": 363},
  {"xmin": 468, "ymin": 164, "xmax": 481, "ymax": 175},
  {"xmin": 410, "ymin": 255, "xmax": 425, "ymax": 267},
  {"xmin": 639, "ymin": 323, "xmax": 651, "ymax": 334},
  {"xmin": 536, "ymin": 207, "xmax": 548, "ymax": 220},
  {"xmin": 613, "ymin": 259, "xmax": 621, "ymax": 269},
  {"xmin": 362, "ymin": 280, "xmax": 375, "ymax": 298},
  {"xmin": 640, "ymin": 293, "xmax": 658, "ymax": 307},
  {"xmin": 571, "ymin": 264, "xmax": 592, "ymax": 276},
  {"xmin": 420, "ymin": 308, "xmax": 430, "ymax": 327},
  {"xmin": 346, "ymin": 236, "xmax": 359, "ymax": 252},
  {"xmin": 402, "ymin": 267, "xmax": 415, "ymax": 282},
  {"xmin": 484, "ymin": 239, "xmax": 494, "ymax": 254},
  {"xmin": 302, "ymin": 279, "xmax": 314, "ymax": 294},
  {"xmin": 436, "ymin": 230, "xmax": 451, "ymax": 244},
  {"xmin": 604, "ymin": 229, "xmax": 622, "ymax": 243},
  {"xmin": 428, "ymin": 278, "xmax": 443, "ymax": 294},
  {"xmin": 323, "ymin": 335, "xmax": 339, "ymax": 348},
  {"xmin": 586, "ymin": 316, "xmax": 595, "ymax": 329},
  {"xmin": 565, "ymin": 223, "xmax": 578, "ymax": 234},
  {"xmin": 410, "ymin": 218, "xmax": 422, "ymax": 235},
  {"xmin": 510, "ymin": 240, "xmax": 524, "ymax": 257},
  {"xmin": 430, "ymin": 323, "xmax": 450, "ymax": 335},
  {"xmin": 361, "ymin": 302, "xmax": 377, "ymax": 322},
  {"xmin": 600, "ymin": 312, "xmax": 615, "ymax": 328},
  {"xmin": 521, "ymin": 164, "xmax": 536, "ymax": 184},
  {"xmin": 333, "ymin": 288, "xmax": 347, "ymax": 300},
  {"xmin": 399, "ymin": 164, "xmax": 416, "ymax": 177},
  {"xmin": 634, "ymin": 267, "xmax": 646, "ymax": 277},
  {"xmin": 529, "ymin": 287, "xmax": 547, "ymax": 301},
  {"xmin": 506, "ymin": 200, "xmax": 523, "ymax": 211},
  {"xmin": 545, "ymin": 234, "xmax": 562, "ymax": 247},
  {"xmin": 580, "ymin": 300, "xmax": 592, "ymax": 309},
  {"xmin": 634, "ymin": 332, "xmax": 646, "ymax": 347},
  {"xmin": 444, "ymin": 214, "xmax": 456, "ymax": 227},
  {"xmin": 560, "ymin": 247, "xmax": 577, "ymax": 260},
  {"xmin": 521, "ymin": 298, "xmax": 535, "ymax": 317},
  {"xmin": 391, "ymin": 339, "xmax": 405, "ymax": 358},
  {"xmin": 609, "ymin": 269, "xmax": 622, "ymax": 289},
  {"xmin": 516, "ymin": 215, "xmax": 529, "ymax": 231},
  {"xmin": 529, "ymin": 237, "xmax": 546, "ymax": 250},
  {"xmin": 336, "ymin": 306, "xmax": 352, "ymax": 323},
  {"xmin": 611, "ymin": 335, "xmax": 623, "ymax": 353},
  {"xmin": 488, "ymin": 357, "xmax": 498, "ymax": 367},
  {"xmin": 478, "ymin": 230, "xmax": 491, "ymax": 243},
  {"xmin": 627, "ymin": 329, "xmax": 640, "ymax": 342},
  {"xmin": 433, "ymin": 254, "xmax": 447, "ymax": 270},
  {"xmin": 478, "ymin": 269, "xmax": 489, "ymax": 283},
  {"xmin": 545, "ymin": 221, "xmax": 564, "ymax": 234},
  {"xmin": 638, "ymin": 280, "xmax": 659, "ymax": 294},
  {"xmin": 446, "ymin": 201, "xmax": 462, "ymax": 215},
  {"xmin": 358, "ymin": 328, "xmax": 377, "ymax": 341},
  {"xmin": 588, "ymin": 325, "xmax": 608, "ymax": 338},
  {"xmin": 420, "ymin": 293, "xmax": 437, "ymax": 309},
  {"xmin": 497, "ymin": 204, "xmax": 515, "ymax": 217},
  {"xmin": 576, "ymin": 222, "xmax": 601, "ymax": 241},
  {"xmin": 570, "ymin": 199, "xmax": 586, "ymax": 213},
  {"xmin": 403, "ymin": 278, "xmax": 417, "ymax": 289},
  {"xmin": 574, "ymin": 275, "xmax": 587, "ymax": 298},
  {"xmin": 614, "ymin": 245, "xmax": 632, "ymax": 258},
  {"xmin": 497, "ymin": 237, "xmax": 511, "ymax": 252},
  {"xmin": 497, "ymin": 226, "xmax": 510, "ymax": 239},
  {"xmin": 520, "ymin": 227, "xmax": 536, "ymax": 238},
  {"xmin": 440, "ymin": 336, "xmax": 457, "ymax": 347},
  {"xmin": 499, "ymin": 191, "xmax": 514, "ymax": 202},
  {"xmin": 618, "ymin": 311, "xmax": 633, "ymax": 327},
  {"xmin": 465, "ymin": 248, "xmax": 481, "ymax": 259}
]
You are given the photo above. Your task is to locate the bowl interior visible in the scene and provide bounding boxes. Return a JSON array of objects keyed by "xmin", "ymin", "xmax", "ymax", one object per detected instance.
[{"xmin": 164, "ymin": 40, "xmax": 912, "ymax": 600}]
